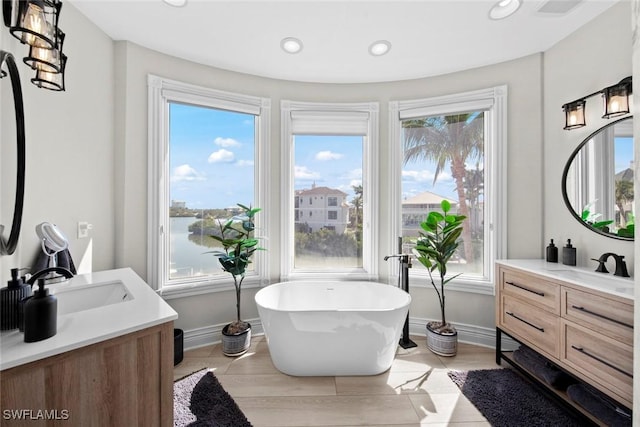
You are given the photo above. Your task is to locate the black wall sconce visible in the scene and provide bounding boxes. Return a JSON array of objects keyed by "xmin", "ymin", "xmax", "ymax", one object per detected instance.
[
  {"xmin": 2, "ymin": 0, "xmax": 67, "ymax": 91},
  {"xmin": 562, "ymin": 76, "xmax": 632, "ymax": 130}
]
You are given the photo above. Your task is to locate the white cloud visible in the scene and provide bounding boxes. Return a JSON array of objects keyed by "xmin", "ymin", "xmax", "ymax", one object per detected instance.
[
  {"xmin": 315, "ymin": 150, "xmax": 343, "ymax": 161},
  {"xmin": 171, "ymin": 164, "xmax": 205, "ymax": 182},
  {"xmin": 295, "ymin": 165, "xmax": 321, "ymax": 180},
  {"xmin": 214, "ymin": 137, "xmax": 241, "ymax": 148},
  {"xmin": 208, "ymin": 149, "xmax": 235, "ymax": 163},
  {"xmin": 402, "ymin": 169, "xmax": 452, "ymax": 182},
  {"xmin": 342, "ymin": 168, "xmax": 362, "ymax": 180},
  {"xmin": 349, "ymin": 179, "xmax": 362, "ymax": 188},
  {"xmin": 236, "ymin": 159, "xmax": 254, "ymax": 167}
]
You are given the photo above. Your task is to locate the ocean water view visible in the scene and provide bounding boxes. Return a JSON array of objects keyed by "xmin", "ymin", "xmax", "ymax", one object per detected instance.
[{"xmin": 169, "ymin": 216, "xmax": 223, "ymax": 278}]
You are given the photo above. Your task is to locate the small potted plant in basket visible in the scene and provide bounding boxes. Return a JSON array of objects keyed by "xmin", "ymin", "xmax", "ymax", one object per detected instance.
[
  {"xmin": 413, "ymin": 199, "xmax": 466, "ymax": 357},
  {"xmin": 208, "ymin": 203, "xmax": 263, "ymax": 356}
]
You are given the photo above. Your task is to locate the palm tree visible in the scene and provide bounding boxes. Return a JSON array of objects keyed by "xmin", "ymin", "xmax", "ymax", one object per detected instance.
[
  {"xmin": 351, "ymin": 184, "xmax": 363, "ymax": 256},
  {"xmin": 464, "ymin": 166, "xmax": 484, "ymax": 237},
  {"xmin": 402, "ymin": 113, "xmax": 484, "ymax": 263},
  {"xmin": 615, "ymin": 179, "xmax": 634, "ymax": 228}
]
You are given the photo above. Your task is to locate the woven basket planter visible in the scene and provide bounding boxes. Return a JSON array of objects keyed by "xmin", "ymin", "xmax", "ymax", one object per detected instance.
[
  {"xmin": 221, "ymin": 323, "xmax": 251, "ymax": 357},
  {"xmin": 426, "ymin": 322, "xmax": 458, "ymax": 357}
]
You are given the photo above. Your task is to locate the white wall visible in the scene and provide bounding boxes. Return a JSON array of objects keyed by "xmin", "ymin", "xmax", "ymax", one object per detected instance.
[
  {"xmin": 1, "ymin": 3, "xmax": 115, "ymax": 284},
  {"xmin": 544, "ymin": 1, "xmax": 633, "ymax": 269}
]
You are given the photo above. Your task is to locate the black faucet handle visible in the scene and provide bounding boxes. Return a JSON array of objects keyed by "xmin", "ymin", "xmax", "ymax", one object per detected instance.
[
  {"xmin": 591, "ymin": 258, "xmax": 609, "ymax": 274},
  {"xmin": 614, "ymin": 259, "xmax": 630, "ymax": 278}
]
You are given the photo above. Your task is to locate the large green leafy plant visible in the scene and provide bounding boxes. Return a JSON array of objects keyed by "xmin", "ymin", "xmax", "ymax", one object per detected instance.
[
  {"xmin": 208, "ymin": 204, "xmax": 262, "ymax": 334},
  {"xmin": 414, "ymin": 200, "xmax": 466, "ymax": 333}
]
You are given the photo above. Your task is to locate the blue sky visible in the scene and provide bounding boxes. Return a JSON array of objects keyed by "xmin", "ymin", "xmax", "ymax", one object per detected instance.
[
  {"xmin": 169, "ymin": 102, "xmax": 463, "ymax": 209},
  {"xmin": 615, "ymin": 136, "xmax": 633, "ymax": 173}
]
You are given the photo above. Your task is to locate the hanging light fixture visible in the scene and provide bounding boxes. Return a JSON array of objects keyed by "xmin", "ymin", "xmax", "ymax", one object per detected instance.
[
  {"xmin": 602, "ymin": 76, "xmax": 632, "ymax": 119},
  {"xmin": 31, "ymin": 52, "xmax": 66, "ymax": 91},
  {"xmin": 3, "ymin": 0, "xmax": 67, "ymax": 91},
  {"xmin": 562, "ymin": 99, "xmax": 586, "ymax": 130},
  {"xmin": 9, "ymin": 0, "xmax": 61, "ymax": 49},
  {"xmin": 562, "ymin": 76, "xmax": 632, "ymax": 130},
  {"xmin": 23, "ymin": 27, "xmax": 64, "ymax": 73}
]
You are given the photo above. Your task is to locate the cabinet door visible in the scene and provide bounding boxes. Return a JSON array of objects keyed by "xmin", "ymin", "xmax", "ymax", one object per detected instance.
[
  {"xmin": 562, "ymin": 287, "xmax": 633, "ymax": 344},
  {"xmin": 500, "ymin": 294, "xmax": 560, "ymax": 358},
  {"xmin": 500, "ymin": 267, "xmax": 560, "ymax": 314},
  {"xmin": 562, "ymin": 320, "xmax": 633, "ymax": 408}
]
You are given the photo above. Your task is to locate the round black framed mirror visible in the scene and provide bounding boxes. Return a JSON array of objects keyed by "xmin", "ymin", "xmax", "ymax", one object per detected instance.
[
  {"xmin": 0, "ymin": 50, "xmax": 26, "ymax": 255},
  {"xmin": 561, "ymin": 116, "xmax": 633, "ymax": 241}
]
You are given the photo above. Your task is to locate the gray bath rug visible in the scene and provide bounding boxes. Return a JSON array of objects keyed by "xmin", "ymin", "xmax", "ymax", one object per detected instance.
[
  {"xmin": 448, "ymin": 368, "xmax": 584, "ymax": 427},
  {"xmin": 174, "ymin": 369, "xmax": 252, "ymax": 427}
]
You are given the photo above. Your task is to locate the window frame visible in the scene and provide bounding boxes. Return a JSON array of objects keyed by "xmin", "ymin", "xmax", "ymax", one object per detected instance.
[
  {"xmin": 281, "ymin": 100, "xmax": 379, "ymax": 280},
  {"xmin": 389, "ymin": 86, "xmax": 507, "ymax": 295},
  {"xmin": 147, "ymin": 75, "xmax": 270, "ymax": 298}
]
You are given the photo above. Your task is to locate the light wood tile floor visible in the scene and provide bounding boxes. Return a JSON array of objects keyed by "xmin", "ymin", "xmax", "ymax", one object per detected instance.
[{"xmin": 174, "ymin": 335, "xmax": 500, "ymax": 426}]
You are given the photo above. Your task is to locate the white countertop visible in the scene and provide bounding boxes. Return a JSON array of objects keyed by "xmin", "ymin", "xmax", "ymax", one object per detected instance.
[
  {"xmin": 496, "ymin": 259, "xmax": 634, "ymax": 301},
  {"xmin": 0, "ymin": 268, "xmax": 178, "ymax": 371}
]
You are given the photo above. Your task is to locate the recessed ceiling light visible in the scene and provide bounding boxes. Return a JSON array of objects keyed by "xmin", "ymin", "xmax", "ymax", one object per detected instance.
[
  {"xmin": 163, "ymin": 0, "xmax": 187, "ymax": 7},
  {"xmin": 369, "ymin": 40, "xmax": 391, "ymax": 57},
  {"xmin": 281, "ymin": 37, "xmax": 303, "ymax": 54},
  {"xmin": 489, "ymin": 0, "xmax": 521, "ymax": 20}
]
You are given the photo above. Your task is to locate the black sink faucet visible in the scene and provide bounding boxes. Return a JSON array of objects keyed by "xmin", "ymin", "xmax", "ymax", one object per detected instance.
[
  {"xmin": 26, "ymin": 267, "xmax": 74, "ymax": 285},
  {"xmin": 592, "ymin": 253, "xmax": 630, "ymax": 278}
]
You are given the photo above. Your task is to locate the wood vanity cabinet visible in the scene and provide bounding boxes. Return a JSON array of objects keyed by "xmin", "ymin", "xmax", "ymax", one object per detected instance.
[
  {"xmin": 495, "ymin": 262, "xmax": 633, "ymax": 412},
  {"xmin": 0, "ymin": 322, "xmax": 174, "ymax": 426}
]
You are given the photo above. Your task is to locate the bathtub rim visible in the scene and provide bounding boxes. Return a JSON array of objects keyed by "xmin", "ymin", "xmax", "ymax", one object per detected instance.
[{"xmin": 254, "ymin": 280, "xmax": 412, "ymax": 313}]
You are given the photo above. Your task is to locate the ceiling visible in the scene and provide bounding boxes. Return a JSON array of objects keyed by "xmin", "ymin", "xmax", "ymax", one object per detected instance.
[{"xmin": 68, "ymin": 0, "xmax": 621, "ymax": 84}]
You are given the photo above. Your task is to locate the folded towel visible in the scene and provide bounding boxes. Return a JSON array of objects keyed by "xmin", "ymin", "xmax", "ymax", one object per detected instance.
[
  {"xmin": 513, "ymin": 346, "xmax": 574, "ymax": 390},
  {"xmin": 567, "ymin": 383, "xmax": 631, "ymax": 426},
  {"xmin": 30, "ymin": 248, "xmax": 77, "ymax": 277}
]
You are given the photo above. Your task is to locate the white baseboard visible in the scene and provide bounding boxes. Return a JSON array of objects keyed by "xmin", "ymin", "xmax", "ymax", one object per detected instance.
[
  {"xmin": 408, "ymin": 317, "xmax": 519, "ymax": 351},
  {"xmin": 180, "ymin": 316, "xmax": 518, "ymax": 352},
  {"xmin": 181, "ymin": 317, "xmax": 264, "ymax": 351}
]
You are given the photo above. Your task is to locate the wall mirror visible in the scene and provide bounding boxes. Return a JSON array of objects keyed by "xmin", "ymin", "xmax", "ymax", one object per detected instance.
[
  {"xmin": 0, "ymin": 50, "xmax": 26, "ymax": 255},
  {"xmin": 562, "ymin": 116, "xmax": 634, "ymax": 240}
]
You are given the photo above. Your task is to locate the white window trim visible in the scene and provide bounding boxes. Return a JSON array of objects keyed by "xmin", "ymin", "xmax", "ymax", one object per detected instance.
[
  {"xmin": 389, "ymin": 86, "xmax": 508, "ymax": 295},
  {"xmin": 147, "ymin": 75, "xmax": 270, "ymax": 298},
  {"xmin": 281, "ymin": 100, "xmax": 379, "ymax": 281}
]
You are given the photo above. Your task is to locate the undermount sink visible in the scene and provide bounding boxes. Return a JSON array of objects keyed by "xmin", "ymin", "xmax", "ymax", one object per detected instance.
[{"xmin": 54, "ymin": 281, "xmax": 133, "ymax": 315}]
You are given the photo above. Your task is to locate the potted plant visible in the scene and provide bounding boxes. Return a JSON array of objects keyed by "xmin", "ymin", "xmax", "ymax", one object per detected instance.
[
  {"xmin": 208, "ymin": 204, "xmax": 263, "ymax": 356},
  {"xmin": 413, "ymin": 199, "xmax": 466, "ymax": 357}
]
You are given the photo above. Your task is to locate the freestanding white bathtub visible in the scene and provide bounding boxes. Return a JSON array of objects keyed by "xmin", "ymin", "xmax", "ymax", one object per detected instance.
[{"xmin": 255, "ymin": 281, "xmax": 411, "ymax": 376}]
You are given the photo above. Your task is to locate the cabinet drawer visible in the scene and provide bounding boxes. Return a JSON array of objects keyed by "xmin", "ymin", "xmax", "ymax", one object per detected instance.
[
  {"xmin": 562, "ymin": 287, "xmax": 633, "ymax": 344},
  {"xmin": 500, "ymin": 268, "xmax": 560, "ymax": 314},
  {"xmin": 500, "ymin": 295, "xmax": 559, "ymax": 358},
  {"xmin": 562, "ymin": 321, "xmax": 633, "ymax": 407}
]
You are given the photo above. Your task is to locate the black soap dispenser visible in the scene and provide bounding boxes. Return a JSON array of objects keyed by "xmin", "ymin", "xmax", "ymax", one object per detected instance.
[
  {"xmin": 562, "ymin": 239, "xmax": 577, "ymax": 266},
  {"xmin": 0, "ymin": 268, "xmax": 32, "ymax": 330},
  {"xmin": 23, "ymin": 279, "xmax": 57, "ymax": 343},
  {"xmin": 545, "ymin": 239, "xmax": 558, "ymax": 263}
]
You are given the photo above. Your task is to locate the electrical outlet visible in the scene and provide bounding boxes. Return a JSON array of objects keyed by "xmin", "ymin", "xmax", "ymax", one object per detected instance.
[{"xmin": 77, "ymin": 222, "xmax": 93, "ymax": 239}]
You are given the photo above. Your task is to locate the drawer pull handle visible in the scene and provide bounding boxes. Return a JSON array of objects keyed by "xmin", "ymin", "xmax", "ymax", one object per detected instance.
[
  {"xmin": 570, "ymin": 345, "xmax": 633, "ymax": 378},
  {"xmin": 571, "ymin": 305, "xmax": 633, "ymax": 329},
  {"xmin": 505, "ymin": 281, "xmax": 545, "ymax": 297},
  {"xmin": 506, "ymin": 311, "xmax": 545, "ymax": 332}
]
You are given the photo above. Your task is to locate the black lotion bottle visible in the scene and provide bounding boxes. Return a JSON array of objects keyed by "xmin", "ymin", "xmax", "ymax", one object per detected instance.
[
  {"xmin": 562, "ymin": 239, "xmax": 577, "ymax": 266},
  {"xmin": 0, "ymin": 268, "xmax": 32, "ymax": 330},
  {"xmin": 545, "ymin": 239, "xmax": 558, "ymax": 263},
  {"xmin": 23, "ymin": 279, "xmax": 57, "ymax": 343}
]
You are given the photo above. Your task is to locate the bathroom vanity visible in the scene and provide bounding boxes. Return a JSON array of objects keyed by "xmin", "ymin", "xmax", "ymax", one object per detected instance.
[
  {"xmin": 0, "ymin": 268, "xmax": 177, "ymax": 426},
  {"xmin": 495, "ymin": 259, "xmax": 633, "ymax": 420}
]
